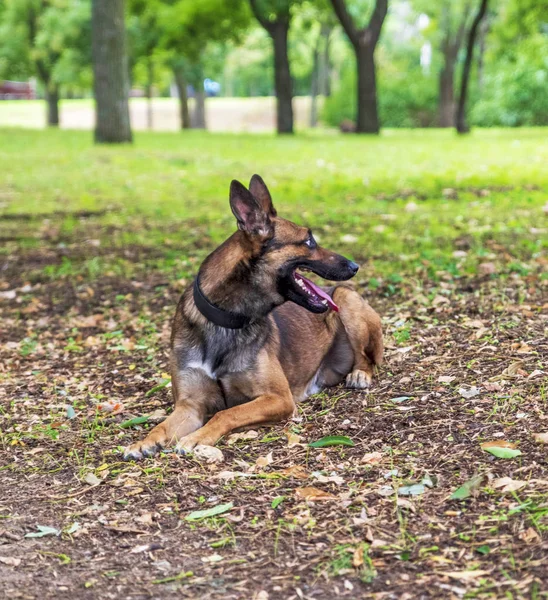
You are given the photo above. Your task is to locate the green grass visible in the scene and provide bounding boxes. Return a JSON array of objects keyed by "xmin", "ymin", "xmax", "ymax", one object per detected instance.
[{"xmin": 1, "ymin": 126, "xmax": 547, "ymax": 286}]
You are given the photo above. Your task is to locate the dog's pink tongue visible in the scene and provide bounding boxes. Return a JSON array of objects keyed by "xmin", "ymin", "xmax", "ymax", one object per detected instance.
[{"xmin": 296, "ymin": 273, "xmax": 339, "ymax": 312}]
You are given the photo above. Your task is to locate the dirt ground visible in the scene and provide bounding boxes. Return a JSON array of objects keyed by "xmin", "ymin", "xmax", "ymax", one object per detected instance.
[
  {"xmin": 1, "ymin": 215, "xmax": 547, "ymax": 600},
  {"xmin": 0, "ymin": 96, "xmax": 315, "ymax": 132}
]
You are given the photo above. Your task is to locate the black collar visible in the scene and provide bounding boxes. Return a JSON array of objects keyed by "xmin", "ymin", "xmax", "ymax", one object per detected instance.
[{"xmin": 193, "ymin": 276, "xmax": 251, "ymax": 329}]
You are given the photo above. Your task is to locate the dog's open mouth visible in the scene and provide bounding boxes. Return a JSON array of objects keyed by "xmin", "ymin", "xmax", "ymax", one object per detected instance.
[{"xmin": 293, "ymin": 271, "xmax": 339, "ymax": 312}]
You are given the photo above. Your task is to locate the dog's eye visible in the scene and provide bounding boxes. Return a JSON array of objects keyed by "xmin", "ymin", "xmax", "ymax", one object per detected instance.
[{"xmin": 304, "ymin": 235, "xmax": 317, "ymax": 249}]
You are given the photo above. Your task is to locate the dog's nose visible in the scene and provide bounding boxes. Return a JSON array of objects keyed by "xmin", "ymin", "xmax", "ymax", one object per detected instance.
[{"xmin": 348, "ymin": 261, "xmax": 360, "ymax": 274}]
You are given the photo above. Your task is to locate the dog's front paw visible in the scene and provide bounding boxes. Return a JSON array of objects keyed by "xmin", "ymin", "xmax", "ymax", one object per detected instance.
[
  {"xmin": 174, "ymin": 432, "xmax": 202, "ymax": 456},
  {"xmin": 345, "ymin": 369, "xmax": 372, "ymax": 390},
  {"xmin": 123, "ymin": 439, "xmax": 162, "ymax": 461}
]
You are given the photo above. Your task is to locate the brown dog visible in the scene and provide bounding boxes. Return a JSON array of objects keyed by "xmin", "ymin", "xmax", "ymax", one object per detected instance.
[{"xmin": 124, "ymin": 175, "xmax": 383, "ymax": 459}]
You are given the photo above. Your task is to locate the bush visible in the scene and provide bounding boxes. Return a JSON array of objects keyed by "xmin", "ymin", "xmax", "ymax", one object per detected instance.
[{"xmin": 471, "ymin": 38, "xmax": 548, "ymax": 127}]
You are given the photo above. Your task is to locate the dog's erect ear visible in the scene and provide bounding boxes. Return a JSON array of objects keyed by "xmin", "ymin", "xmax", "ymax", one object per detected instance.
[
  {"xmin": 249, "ymin": 174, "xmax": 277, "ymax": 217},
  {"xmin": 230, "ymin": 180, "xmax": 273, "ymax": 237}
]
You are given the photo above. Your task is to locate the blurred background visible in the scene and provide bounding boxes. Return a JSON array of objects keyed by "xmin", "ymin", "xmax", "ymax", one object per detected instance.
[{"xmin": 0, "ymin": 0, "xmax": 546, "ymax": 136}]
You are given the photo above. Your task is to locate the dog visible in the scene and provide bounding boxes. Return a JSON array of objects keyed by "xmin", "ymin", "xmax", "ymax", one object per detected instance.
[{"xmin": 124, "ymin": 175, "xmax": 383, "ymax": 459}]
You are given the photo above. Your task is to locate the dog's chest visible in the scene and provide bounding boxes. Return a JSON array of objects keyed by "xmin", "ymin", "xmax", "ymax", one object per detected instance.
[{"xmin": 184, "ymin": 328, "xmax": 263, "ymax": 380}]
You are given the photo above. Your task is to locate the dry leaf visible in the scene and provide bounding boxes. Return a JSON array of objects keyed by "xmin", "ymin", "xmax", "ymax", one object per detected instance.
[
  {"xmin": 295, "ymin": 487, "xmax": 336, "ymax": 501},
  {"xmin": 533, "ymin": 432, "xmax": 548, "ymax": 444},
  {"xmin": 286, "ymin": 432, "xmax": 302, "ymax": 447},
  {"xmin": 519, "ymin": 527, "xmax": 541, "ymax": 544},
  {"xmin": 193, "ymin": 445, "xmax": 224, "ymax": 464},
  {"xmin": 255, "ymin": 452, "xmax": 273, "ymax": 468},
  {"xmin": 279, "ymin": 465, "xmax": 309, "ymax": 480},
  {"xmin": 492, "ymin": 477, "xmax": 527, "ymax": 493},
  {"xmin": 361, "ymin": 452, "xmax": 383, "ymax": 464},
  {"xmin": 84, "ymin": 472, "xmax": 101, "ymax": 486},
  {"xmin": 352, "ymin": 546, "xmax": 364, "ymax": 567},
  {"xmin": 443, "ymin": 570, "xmax": 490, "ymax": 581},
  {"xmin": 135, "ymin": 512, "xmax": 153, "ymax": 525},
  {"xmin": 226, "ymin": 430, "xmax": 259, "ymax": 445},
  {"xmin": 0, "ymin": 557, "xmax": 21, "ymax": 567},
  {"xmin": 438, "ymin": 376, "xmax": 456, "ymax": 383},
  {"xmin": 481, "ymin": 440, "xmax": 516, "ymax": 450}
]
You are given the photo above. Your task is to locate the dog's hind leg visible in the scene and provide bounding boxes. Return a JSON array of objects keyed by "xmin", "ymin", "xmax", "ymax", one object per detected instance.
[
  {"xmin": 331, "ymin": 285, "xmax": 383, "ymax": 389},
  {"xmin": 123, "ymin": 369, "xmax": 223, "ymax": 460}
]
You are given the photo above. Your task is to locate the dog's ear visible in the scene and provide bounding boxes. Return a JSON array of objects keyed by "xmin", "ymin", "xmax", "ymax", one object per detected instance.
[
  {"xmin": 249, "ymin": 174, "xmax": 277, "ymax": 217},
  {"xmin": 230, "ymin": 180, "xmax": 273, "ymax": 237}
]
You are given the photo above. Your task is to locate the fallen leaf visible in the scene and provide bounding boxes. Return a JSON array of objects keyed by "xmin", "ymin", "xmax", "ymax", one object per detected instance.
[
  {"xmin": 361, "ymin": 452, "xmax": 383, "ymax": 465},
  {"xmin": 533, "ymin": 433, "xmax": 548, "ymax": 444},
  {"xmin": 279, "ymin": 465, "xmax": 309, "ymax": 480},
  {"xmin": 25, "ymin": 525, "xmax": 61, "ymax": 538},
  {"xmin": 450, "ymin": 474, "xmax": 485, "ymax": 500},
  {"xmin": 481, "ymin": 440, "xmax": 517, "ymax": 449},
  {"xmin": 271, "ymin": 496, "xmax": 285, "ymax": 509},
  {"xmin": 295, "ymin": 487, "xmax": 336, "ymax": 501},
  {"xmin": 443, "ymin": 570, "xmax": 490, "ymax": 581},
  {"xmin": 185, "ymin": 502, "xmax": 233, "ymax": 521},
  {"xmin": 119, "ymin": 415, "xmax": 149, "ymax": 429},
  {"xmin": 492, "ymin": 477, "xmax": 527, "ymax": 493},
  {"xmin": 131, "ymin": 543, "xmax": 162, "ymax": 554},
  {"xmin": 135, "ymin": 512, "xmax": 153, "ymax": 526},
  {"xmin": 459, "ymin": 387, "xmax": 480, "ymax": 399},
  {"xmin": 377, "ymin": 485, "xmax": 395, "ymax": 497},
  {"xmin": 398, "ymin": 483, "xmax": 425, "ymax": 496},
  {"xmin": 0, "ymin": 557, "xmax": 21, "ymax": 566},
  {"xmin": 438, "ymin": 376, "xmax": 456, "ymax": 383},
  {"xmin": 201, "ymin": 553, "xmax": 224, "ymax": 563},
  {"xmin": 519, "ymin": 527, "xmax": 541, "ymax": 544},
  {"xmin": 193, "ymin": 445, "xmax": 224, "ymax": 464},
  {"xmin": 352, "ymin": 546, "xmax": 364, "ymax": 567},
  {"xmin": 226, "ymin": 430, "xmax": 259, "ymax": 445},
  {"xmin": 309, "ymin": 435, "xmax": 354, "ymax": 448},
  {"xmin": 481, "ymin": 441, "xmax": 522, "ymax": 459},
  {"xmin": 312, "ymin": 471, "xmax": 344, "ymax": 485},
  {"xmin": 255, "ymin": 452, "xmax": 273, "ymax": 468},
  {"xmin": 84, "ymin": 473, "xmax": 101, "ymax": 486},
  {"xmin": 286, "ymin": 432, "xmax": 302, "ymax": 447}
]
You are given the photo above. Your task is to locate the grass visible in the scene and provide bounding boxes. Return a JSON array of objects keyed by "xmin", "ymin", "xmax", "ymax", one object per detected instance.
[
  {"xmin": 1, "ymin": 126, "xmax": 547, "ymax": 287},
  {"xmin": 1, "ymin": 126, "xmax": 547, "ymax": 599}
]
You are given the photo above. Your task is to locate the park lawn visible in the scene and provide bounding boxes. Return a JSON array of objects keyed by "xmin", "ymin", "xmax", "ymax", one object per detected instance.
[{"xmin": 1, "ymin": 127, "xmax": 547, "ymax": 599}]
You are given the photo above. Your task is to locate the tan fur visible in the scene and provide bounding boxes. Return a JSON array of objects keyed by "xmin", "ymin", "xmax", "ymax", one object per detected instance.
[{"xmin": 124, "ymin": 177, "xmax": 383, "ymax": 460}]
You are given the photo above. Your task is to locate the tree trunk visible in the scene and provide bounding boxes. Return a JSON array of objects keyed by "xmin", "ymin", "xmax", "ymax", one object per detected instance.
[
  {"xmin": 319, "ymin": 25, "xmax": 332, "ymax": 97},
  {"xmin": 271, "ymin": 22, "xmax": 293, "ymax": 134},
  {"xmin": 191, "ymin": 82, "xmax": 207, "ymax": 129},
  {"xmin": 173, "ymin": 65, "xmax": 190, "ymax": 130},
  {"xmin": 91, "ymin": 0, "xmax": 132, "ymax": 143},
  {"xmin": 45, "ymin": 85, "xmax": 59, "ymax": 127},
  {"xmin": 477, "ymin": 17, "xmax": 490, "ymax": 92},
  {"xmin": 456, "ymin": 0, "xmax": 489, "ymax": 134},
  {"xmin": 309, "ymin": 34, "xmax": 321, "ymax": 127},
  {"xmin": 145, "ymin": 57, "xmax": 153, "ymax": 130},
  {"xmin": 356, "ymin": 42, "xmax": 379, "ymax": 134},
  {"xmin": 439, "ymin": 61, "xmax": 455, "ymax": 127}
]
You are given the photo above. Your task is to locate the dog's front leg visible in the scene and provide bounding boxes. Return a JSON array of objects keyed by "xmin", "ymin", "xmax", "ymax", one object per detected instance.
[
  {"xmin": 175, "ymin": 391, "xmax": 295, "ymax": 454},
  {"xmin": 123, "ymin": 369, "xmax": 223, "ymax": 460}
]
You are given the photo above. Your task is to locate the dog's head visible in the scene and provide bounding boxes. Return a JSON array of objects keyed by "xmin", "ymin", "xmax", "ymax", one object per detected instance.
[{"xmin": 229, "ymin": 175, "xmax": 359, "ymax": 314}]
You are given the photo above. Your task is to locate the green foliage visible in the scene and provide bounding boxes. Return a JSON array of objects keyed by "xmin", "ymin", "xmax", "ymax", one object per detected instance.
[{"xmin": 322, "ymin": 61, "xmax": 438, "ymax": 128}]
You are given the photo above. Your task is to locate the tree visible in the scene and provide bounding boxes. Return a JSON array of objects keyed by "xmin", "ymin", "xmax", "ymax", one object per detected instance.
[
  {"xmin": 436, "ymin": 1, "xmax": 470, "ymax": 127},
  {"xmin": 249, "ymin": 0, "xmax": 299, "ymax": 134},
  {"xmin": 158, "ymin": 0, "xmax": 250, "ymax": 130},
  {"xmin": 329, "ymin": 0, "xmax": 388, "ymax": 133},
  {"xmin": 128, "ymin": 0, "xmax": 162, "ymax": 129},
  {"xmin": 455, "ymin": 0, "xmax": 489, "ymax": 133},
  {"xmin": 91, "ymin": 0, "xmax": 132, "ymax": 143},
  {"xmin": 0, "ymin": 0, "xmax": 89, "ymax": 127}
]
